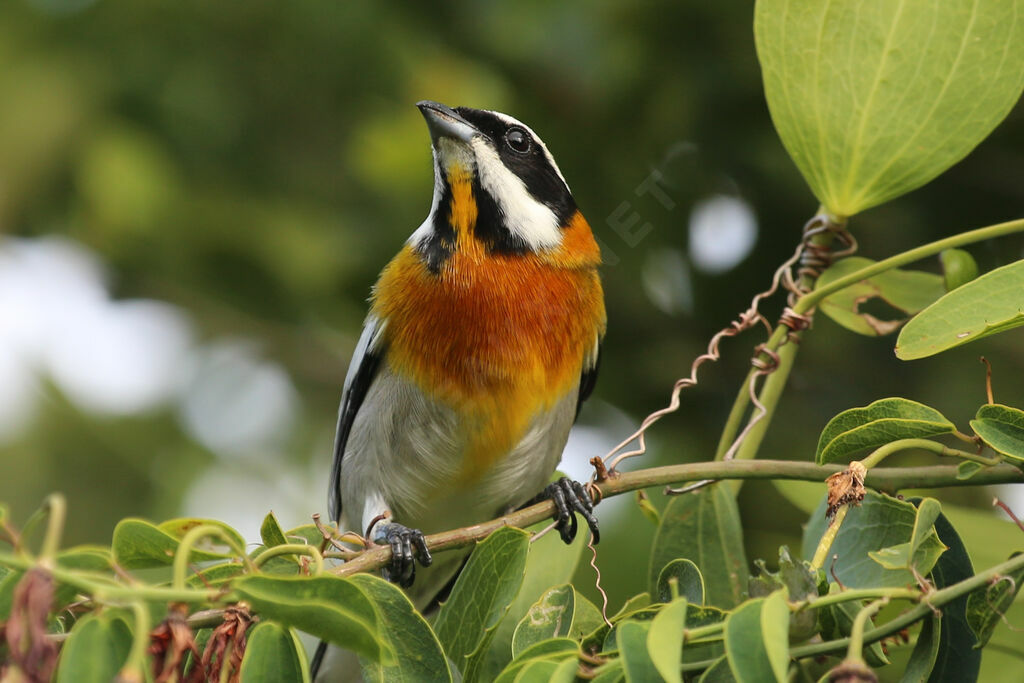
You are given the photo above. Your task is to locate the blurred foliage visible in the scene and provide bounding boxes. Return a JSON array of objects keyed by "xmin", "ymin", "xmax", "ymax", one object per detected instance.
[{"xmin": 1, "ymin": 2, "xmax": 1023, "ymax": 677}]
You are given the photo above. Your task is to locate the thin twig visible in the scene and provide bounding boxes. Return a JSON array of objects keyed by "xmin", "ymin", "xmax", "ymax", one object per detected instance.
[{"xmin": 600, "ymin": 242, "xmax": 805, "ymax": 474}]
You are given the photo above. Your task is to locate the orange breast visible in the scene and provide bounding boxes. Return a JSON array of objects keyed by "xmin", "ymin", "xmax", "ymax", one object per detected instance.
[{"xmin": 371, "ymin": 210, "xmax": 605, "ymax": 479}]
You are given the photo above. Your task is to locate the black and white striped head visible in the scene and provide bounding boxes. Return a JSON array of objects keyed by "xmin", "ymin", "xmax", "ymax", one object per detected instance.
[{"xmin": 410, "ymin": 101, "xmax": 579, "ymax": 271}]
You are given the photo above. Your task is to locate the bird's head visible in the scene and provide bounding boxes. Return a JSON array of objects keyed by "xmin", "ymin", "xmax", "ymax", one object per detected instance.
[{"xmin": 411, "ymin": 101, "xmax": 588, "ymax": 271}]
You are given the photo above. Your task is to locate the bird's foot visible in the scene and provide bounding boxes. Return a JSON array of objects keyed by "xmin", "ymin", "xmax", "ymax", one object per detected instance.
[
  {"xmin": 536, "ymin": 477, "xmax": 600, "ymax": 545},
  {"xmin": 372, "ymin": 522, "xmax": 432, "ymax": 588}
]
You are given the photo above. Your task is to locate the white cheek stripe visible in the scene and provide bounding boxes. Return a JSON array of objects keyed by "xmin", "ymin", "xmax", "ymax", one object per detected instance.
[{"xmin": 472, "ymin": 139, "xmax": 562, "ymax": 251}]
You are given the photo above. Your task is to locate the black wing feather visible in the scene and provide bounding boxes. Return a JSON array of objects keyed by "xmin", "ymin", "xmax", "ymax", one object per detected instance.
[
  {"xmin": 574, "ymin": 343, "xmax": 601, "ymax": 420},
  {"xmin": 328, "ymin": 331, "xmax": 384, "ymax": 523}
]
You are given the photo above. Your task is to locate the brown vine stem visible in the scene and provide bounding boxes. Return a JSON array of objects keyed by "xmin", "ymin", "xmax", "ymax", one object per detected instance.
[{"xmin": 328, "ymin": 460, "xmax": 1024, "ymax": 577}]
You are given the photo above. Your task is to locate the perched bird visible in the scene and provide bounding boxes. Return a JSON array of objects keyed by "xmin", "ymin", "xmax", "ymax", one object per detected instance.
[{"xmin": 312, "ymin": 101, "xmax": 605, "ymax": 678}]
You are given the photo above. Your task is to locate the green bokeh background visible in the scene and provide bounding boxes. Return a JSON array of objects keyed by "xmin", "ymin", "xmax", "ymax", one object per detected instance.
[{"xmin": 1, "ymin": 0, "xmax": 1022, "ymax": 676}]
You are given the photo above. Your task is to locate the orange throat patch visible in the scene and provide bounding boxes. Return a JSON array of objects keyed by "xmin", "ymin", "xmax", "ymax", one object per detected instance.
[{"xmin": 371, "ymin": 176, "xmax": 605, "ymax": 481}]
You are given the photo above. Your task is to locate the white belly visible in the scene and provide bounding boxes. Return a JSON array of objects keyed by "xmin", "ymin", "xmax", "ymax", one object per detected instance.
[{"xmin": 338, "ymin": 364, "xmax": 578, "ymax": 607}]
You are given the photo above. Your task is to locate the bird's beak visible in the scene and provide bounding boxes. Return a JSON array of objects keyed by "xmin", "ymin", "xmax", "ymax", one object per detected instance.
[{"xmin": 417, "ymin": 100, "xmax": 478, "ymax": 145}]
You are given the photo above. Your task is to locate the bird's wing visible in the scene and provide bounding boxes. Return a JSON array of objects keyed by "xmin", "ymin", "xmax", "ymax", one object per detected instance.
[
  {"xmin": 328, "ymin": 315, "xmax": 387, "ymax": 522},
  {"xmin": 574, "ymin": 338, "xmax": 602, "ymax": 420}
]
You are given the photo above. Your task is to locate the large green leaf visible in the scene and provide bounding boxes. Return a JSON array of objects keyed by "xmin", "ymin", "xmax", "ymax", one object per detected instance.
[
  {"xmin": 512, "ymin": 584, "xmax": 603, "ymax": 659},
  {"xmin": 350, "ymin": 573, "xmax": 452, "ymax": 683},
  {"xmin": 803, "ymin": 491, "xmax": 945, "ymax": 587},
  {"xmin": 927, "ymin": 507, "xmax": 982, "ymax": 681},
  {"xmin": 649, "ymin": 484, "xmax": 748, "ymax": 608},
  {"xmin": 646, "ymin": 598, "xmax": 687, "ymax": 683},
  {"xmin": 723, "ymin": 591, "xmax": 789, "ymax": 683},
  {"xmin": 239, "ymin": 622, "xmax": 309, "ymax": 683},
  {"xmin": 897, "ymin": 260, "xmax": 1024, "ymax": 359},
  {"xmin": 480, "ymin": 517, "xmax": 589, "ymax": 680},
  {"xmin": 901, "ymin": 616, "xmax": 940, "ymax": 683},
  {"xmin": 56, "ymin": 611, "xmax": 133, "ymax": 683},
  {"xmin": 755, "ymin": 0, "xmax": 1024, "ymax": 216},
  {"xmin": 231, "ymin": 575, "xmax": 389, "ymax": 663},
  {"xmin": 111, "ymin": 518, "xmax": 240, "ymax": 568},
  {"xmin": 815, "ymin": 397, "xmax": 954, "ymax": 465},
  {"xmin": 617, "ymin": 620, "xmax": 659, "ymax": 683},
  {"xmin": 817, "ymin": 257, "xmax": 945, "ymax": 336},
  {"xmin": 433, "ymin": 526, "xmax": 530, "ymax": 681},
  {"xmin": 970, "ymin": 403, "xmax": 1024, "ymax": 461}
]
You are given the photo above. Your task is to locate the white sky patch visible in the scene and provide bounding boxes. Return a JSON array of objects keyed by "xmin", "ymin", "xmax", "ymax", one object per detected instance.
[
  {"xmin": 642, "ymin": 248, "xmax": 694, "ymax": 316},
  {"xmin": 178, "ymin": 341, "xmax": 298, "ymax": 459},
  {"xmin": 0, "ymin": 237, "xmax": 192, "ymax": 435},
  {"xmin": 46, "ymin": 300, "xmax": 192, "ymax": 414},
  {"xmin": 688, "ymin": 195, "xmax": 758, "ymax": 274}
]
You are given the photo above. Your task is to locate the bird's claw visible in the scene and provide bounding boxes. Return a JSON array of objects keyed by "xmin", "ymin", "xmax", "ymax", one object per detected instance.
[
  {"xmin": 375, "ymin": 522, "xmax": 432, "ymax": 587},
  {"xmin": 544, "ymin": 477, "xmax": 600, "ymax": 545}
]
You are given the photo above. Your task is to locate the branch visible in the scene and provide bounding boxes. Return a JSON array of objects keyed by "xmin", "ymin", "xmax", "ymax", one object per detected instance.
[{"xmin": 330, "ymin": 459, "xmax": 1024, "ymax": 576}]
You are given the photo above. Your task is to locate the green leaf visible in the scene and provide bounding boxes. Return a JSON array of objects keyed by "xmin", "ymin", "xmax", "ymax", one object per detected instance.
[
  {"xmin": 649, "ymin": 483, "xmax": 748, "ymax": 608},
  {"xmin": 231, "ymin": 575, "xmax": 389, "ymax": 663},
  {"xmin": 495, "ymin": 639, "xmax": 578, "ymax": 683},
  {"xmin": 239, "ymin": 622, "xmax": 310, "ymax": 683},
  {"xmin": 112, "ymin": 518, "xmax": 237, "ymax": 568},
  {"xmin": 480, "ymin": 516, "xmax": 590, "ymax": 680},
  {"xmin": 970, "ymin": 403, "xmax": 1024, "ymax": 461},
  {"xmin": 433, "ymin": 526, "xmax": 530, "ymax": 680},
  {"xmin": 512, "ymin": 656, "xmax": 577, "ymax": 683},
  {"xmin": 56, "ymin": 611, "xmax": 133, "ymax": 683},
  {"xmin": 350, "ymin": 573, "xmax": 451, "ymax": 683},
  {"xmin": 897, "ymin": 260, "xmax": 1024, "ymax": 359},
  {"xmin": 283, "ymin": 523, "xmax": 331, "ymax": 547},
  {"xmin": 755, "ymin": 0, "xmax": 1024, "ymax": 216},
  {"xmin": 926, "ymin": 504, "xmax": 982, "ymax": 680},
  {"xmin": 803, "ymin": 491, "xmax": 944, "ymax": 587},
  {"xmin": 817, "ymin": 257, "xmax": 945, "ymax": 336},
  {"xmin": 815, "ymin": 398, "xmax": 954, "ymax": 465},
  {"xmin": 512, "ymin": 584, "xmax": 603, "ymax": 658},
  {"xmin": 646, "ymin": 598, "xmax": 687, "ymax": 683},
  {"xmin": 260, "ymin": 512, "xmax": 290, "ymax": 548},
  {"xmin": 940, "ymin": 249, "xmax": 979, "ymax": 291},
  {"xmin": 901, "ymin": 617, "xmax": 940, "ymax": 683},
  {"xmin": 723, "ymin": 591, "xmax": 789, "ymax": 683},
  {"xmin": 617, "ymin": 620, "xmax": 659, "ymax": 683},
  {"xmin": 966, "ymin": 552, "xmax": 1024, "ymax": 648},
  {"xmin": 656, "ymin": 559, "xmax": 705, "ymax": 605}
]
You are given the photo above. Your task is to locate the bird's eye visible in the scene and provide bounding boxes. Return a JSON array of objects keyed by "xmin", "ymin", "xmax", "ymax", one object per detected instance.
[{"xmin": 505, "ymin": 128, "xmax": 531, "ymax": 154}]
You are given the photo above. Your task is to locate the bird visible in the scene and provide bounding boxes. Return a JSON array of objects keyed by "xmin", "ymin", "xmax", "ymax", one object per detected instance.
[{"xmin": 312, "ymin": 100, "xmax": 605, "ymax": 679}]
